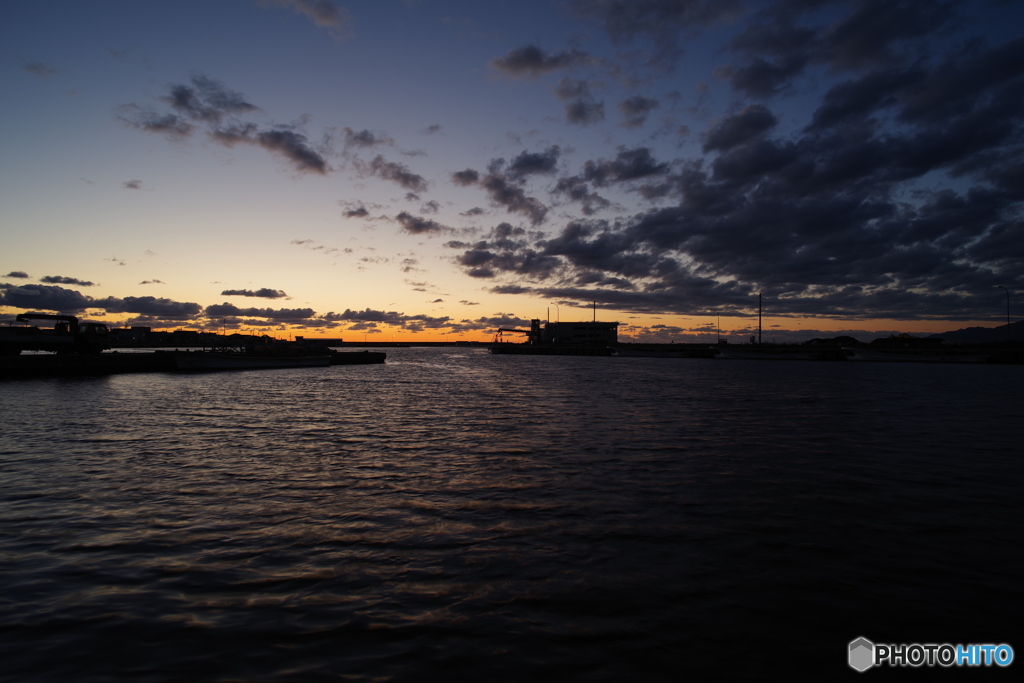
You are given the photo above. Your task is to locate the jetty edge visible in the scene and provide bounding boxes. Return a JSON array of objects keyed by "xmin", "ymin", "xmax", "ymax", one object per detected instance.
[{"xmin": 1, "ymin": 348, "xmax": 386, "ymax": 378}]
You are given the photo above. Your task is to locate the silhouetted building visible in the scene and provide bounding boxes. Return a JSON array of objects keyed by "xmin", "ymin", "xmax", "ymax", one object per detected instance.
[{"xmin": 534, "ymin": 320, "xmax": 618, "ymax": 345}]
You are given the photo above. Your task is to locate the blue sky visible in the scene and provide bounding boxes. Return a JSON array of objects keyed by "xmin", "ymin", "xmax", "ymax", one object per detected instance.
[{"xmin": 2, "ymin": 0, "xmax": 1022, "ymax": 342}]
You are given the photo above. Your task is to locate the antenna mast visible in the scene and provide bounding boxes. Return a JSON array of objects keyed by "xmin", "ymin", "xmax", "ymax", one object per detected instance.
[{"xmin": 759, "ymin": 293, "xmax": 762, "ymax": 345}]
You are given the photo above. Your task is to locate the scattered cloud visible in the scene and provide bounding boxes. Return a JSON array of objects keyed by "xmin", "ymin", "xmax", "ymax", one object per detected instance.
[
  {"xmin": 342, "ymin": 127, "xmax": 393, "ymax": 148},
  {"xmin": 120, "ymin": 74, "xmax": 329, "ymax": 174},
  {"xmin": 0, "ymin": 283, "xmax": 201, "ymax": 318},
  {"xmin": 364, "ymin": 155, "xmax": 428, "ymax": 191},
  {"xmin": 570, "ymin": 0, "xmax": 743, "ymax": 70},
  {"xmin": 41, "ymin": 275, "xmax": 96, "ymax": 287},
  {"xmin": 221, "ymin": 288, "xmax": 289, "ymax": 299},
  {"xmin": 395, "ymin": 211, "xmax": 452, "ymax": 235},
  {"xmin": 23, "ymin": 62, "xmax": 59, "ymax": 79},
  {"xmin": 490, "ymin": 45, "xmax": 595, "ymax": 78},
  {"xmin": 205, "ymin": 302, "xmax": 314, "ymax": 321},
  {"xmin": 291, "ymin": 238, "xmax": 340, "ymax": 255},
  {"xmin": 565, "ymin": 99, "xmax": 605, "ymax": 126},
  {"xmin": 263, "ymin": 0, "xmax": 353, "ymax": 39},
  {"xmin": 619, "ymin": 95, "xmax": 659, "ymax": 128}
]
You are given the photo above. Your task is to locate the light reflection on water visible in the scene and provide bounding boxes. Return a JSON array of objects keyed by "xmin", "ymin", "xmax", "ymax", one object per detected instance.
[{"xmin": 1, "ymin": 348, "xmax": 1021, "ymax": 680}]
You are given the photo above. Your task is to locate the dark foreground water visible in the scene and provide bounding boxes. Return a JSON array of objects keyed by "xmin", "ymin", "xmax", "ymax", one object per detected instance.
[{"xmin": 1, "ymin": 348, "xmax": 1021, "ymax": 681}]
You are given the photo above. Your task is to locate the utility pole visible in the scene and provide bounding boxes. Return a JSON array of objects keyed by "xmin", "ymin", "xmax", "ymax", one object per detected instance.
[
  {"xmin": 998, "ymin": 286, "xmax": 1010, "ymax": 341},
  {"xmin": 758, "ymin": 293, "xmax": 762, "ymax": 345}
]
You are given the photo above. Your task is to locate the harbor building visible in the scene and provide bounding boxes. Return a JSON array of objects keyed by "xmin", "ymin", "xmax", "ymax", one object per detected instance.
[{"xmin": 496, "ymin": 319, "xmax": 619, "ymax": 345}]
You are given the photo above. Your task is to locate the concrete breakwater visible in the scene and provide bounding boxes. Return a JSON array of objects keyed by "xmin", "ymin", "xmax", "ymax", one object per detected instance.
[
  {"xmin": 1, "ymin": 352, "xmax": 177, "ymax": 378},
  {"xmin": 1, "ymin": 349, "xmax": 388, "ymax": 378}
]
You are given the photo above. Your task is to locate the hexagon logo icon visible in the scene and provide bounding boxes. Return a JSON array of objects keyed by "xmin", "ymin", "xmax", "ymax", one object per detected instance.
[{"xmin": 849, "ymin": 637, "xmax": 875, "ymax": 672}]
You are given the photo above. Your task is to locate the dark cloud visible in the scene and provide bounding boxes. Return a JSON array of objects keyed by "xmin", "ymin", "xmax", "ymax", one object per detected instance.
[
  {"xmin": 343, "ymin": 127, "xmax": 392, "ymax": 147},
  {"xmin": 717, "ymin": 0, "xmax": 960, "ymax": 98},
  {"xmin": 540, "ymin": 220, "xmax": 680, "ymax": 281},
  {"xmin": 161, "ymin": 75, "xmax": 258, "ymax": 123},
  {"xmin": 0, "ymin": 283, "xmax": 93, "ymax": 313},
  {"xmin": 490, "ymin": 45, "xmax": 594, "ymax": 78},
  {"xmin": 814, "ymin": 0, "xmax": 957, "ymax": 71},
  {"xmin": 94, "ymin": 296, "xmax": 203, "ymax": 318},
  {"xmin": 552, "ymin": 176, "xmax": 611, "ymax": 215},
  {"xmin": 321, "ymin": 308, "xmax": 451, "ymax": 332},
  {"xmin": 508, "ymin": 146, "xmax": 561, "ymax": 178},
  {"xmin": 122, "ymin": 76, "xmax": 328, "ymax": 174},
  {"xmin": 139, "ymin": 280, "xmax": 164, "ymax": 285},
  {"xmin": 554, "ymin": 78, "xmax": 606, "ymax": 125},
  {"xmin": 479, "ymin": 173, "xmax": 548, "ymax": 225},
  {"xmin": 565, "ymin": 99, "xmax": 605, "ymax": 125},
  {"xmin": 4, "ymin": 271, "xmax": 30, "ymax": 279},
  {"xmin": 40, "ymin": 276, "xmax": 96, "ymax": 286},
  {"xmin": 343, "ymin": 206, "xmax": 370, "ymax": 218},
  {"xmin": 702, "ymin": 105, "xmax": 778, "ymax": 152},
  {"xmin": 582, "ymin": 147, "xmax": 671, "ymax": 186},
  {"xmin": 205, "ymin": 303, "xmax": 315, "ymax": 321},
  {"xmin": 123, "ymin": 179, "xmax": 143, "ymax": 190},
  {"xmin": 450, "ymin": 222, "xmax": 561, "ymax": 279},
  {"xmin": 402, "ymin": 314, "xmax": 452, "ymax": 332},
  {"xmin": 214, "ymin": 123, "xmax": 331, "ymax": 173},
  {"xmin": 221, "ymin": 288, "xmax": 289, "ymax": 299},
  {"xmin": 23, "ymin": 62, "xmax": 59, "ymax": 79},
  {"xmin": 453, "ymin": 26, "xmax": 1024, "ymax": 323},
  {"xmin": 264, "ymin": 0, "xmax": 353, "ymax": 39},
  {"xmin": 806, "ymin": 67, "xmax": 925, "ymax": 131},
  {"xmin": 328, "ymin": 308, "xmax": 406, "ymax": 324},
  {"xmin": 367, "ymin": 155, "xmax": 428, "ymax": 191},
  {"xmin": 0, "ymin": 283, "xmax": 204, "ymax": 318},
  {"xmin": 395, "ymin": 211, "xmax": 452, "ymax": 235},
  {"xmin": 451, "ymin": 169, "xmax": 480, "ymax": 186},
  {"xmin": 619, "ymin": 95, "xmax": 659, "ymax": 128},
  {"xmin": 571, "ymin": 0, "xmax": 743, "ymax": 69},
  {"xmin": 254, "ymin": 129, "xmax": 329, "ymax": 174}
]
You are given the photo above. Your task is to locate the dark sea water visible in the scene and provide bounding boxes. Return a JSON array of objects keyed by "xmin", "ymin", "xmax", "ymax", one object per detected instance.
[{"xmin": 2, "ymin": 347, "xmax": 1021, "ymax": 681}]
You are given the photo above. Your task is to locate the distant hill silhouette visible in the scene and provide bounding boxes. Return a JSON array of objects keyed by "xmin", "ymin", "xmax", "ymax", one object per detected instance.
[{"xmin": 928, "ymin": 320, "xmax": 1024, "ymax": 343}]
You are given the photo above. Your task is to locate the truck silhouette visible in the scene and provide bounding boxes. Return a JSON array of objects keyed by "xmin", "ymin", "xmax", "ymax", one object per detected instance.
[{"xmin": 0, "ymin": 313, "xmax": 110, "ymax": 355}]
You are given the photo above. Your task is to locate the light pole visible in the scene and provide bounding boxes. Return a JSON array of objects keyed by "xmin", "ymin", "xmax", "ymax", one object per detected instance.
[
  {"xmin": 551, "ymin": 303, "xmax": 560, "ymax": 322},
  {"xmin": 998, "ymin": 285, "xmax": 1010, "ymax": 341}
]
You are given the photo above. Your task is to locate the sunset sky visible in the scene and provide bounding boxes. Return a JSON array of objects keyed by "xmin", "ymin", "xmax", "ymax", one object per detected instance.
[{"xmin": 2, "ymin": 0, "xmax": 1022, "ymax": 343}]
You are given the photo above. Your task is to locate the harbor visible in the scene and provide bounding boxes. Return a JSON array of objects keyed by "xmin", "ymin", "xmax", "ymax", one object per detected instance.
[{"xmin": 2, "ymin": 345, "xmax": 1020, "ymax": 680}]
